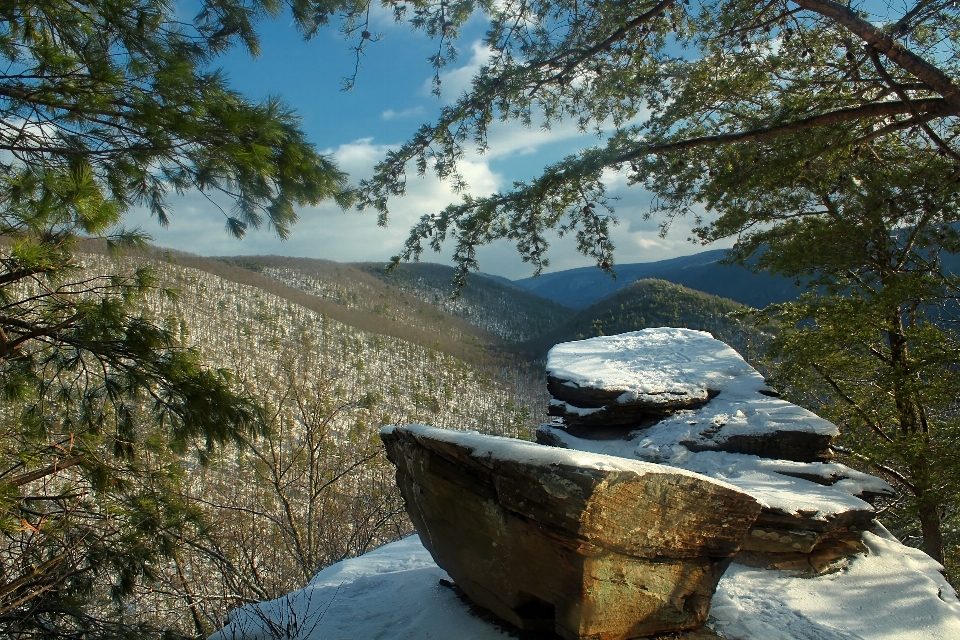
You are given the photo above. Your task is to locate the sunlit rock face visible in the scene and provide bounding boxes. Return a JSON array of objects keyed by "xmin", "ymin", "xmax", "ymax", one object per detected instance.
[
  {"xmin": 381, "ymin": 424, "xmax": 761, "ymax": 640},
  {"xmin": 538, "ymin": 328, "xmax": 895, "ymax": 576}
]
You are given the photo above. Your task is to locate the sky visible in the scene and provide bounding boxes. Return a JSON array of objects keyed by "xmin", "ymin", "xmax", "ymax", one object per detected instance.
[{"xmin": 126, "ymin": 5, "xmax": 727, "ymax": 280}]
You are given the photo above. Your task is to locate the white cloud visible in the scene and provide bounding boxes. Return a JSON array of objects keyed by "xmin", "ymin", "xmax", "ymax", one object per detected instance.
[
  {"xmin": 123, "ymin": 136, "xmax": 724, "ymax": 279},
  {"xmin": 122, "ymin": 136, "xmax": 505, "ymax": 269},
  {"xmin": 482, "ymin": 118, "xmax": 589, "ymax": 160},
  {"xmin": 427, "ymin": 41, "xmax": 493, "ymax": 100},
  {"xmin": 123, "ymin": 116, "xmax": 720, "ymax": 279},
  {"xmin": 381, "ymin": 106, "xmax": 426, "ymax": 120},
  {"xmin": 120, "ymin": 46, "xmax": 715, "ymax": 280}
]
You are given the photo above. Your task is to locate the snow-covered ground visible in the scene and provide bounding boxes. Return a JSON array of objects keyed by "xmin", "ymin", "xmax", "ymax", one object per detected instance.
[
  {"xmin": 209, "ymin": 535, "xmax": 511, "ymax": 640},
  {"xmin": 211, "ymin": 531, "xmax": 960, "ymax": 640}
]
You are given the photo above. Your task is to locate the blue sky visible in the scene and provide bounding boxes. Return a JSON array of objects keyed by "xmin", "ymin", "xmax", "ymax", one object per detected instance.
[{"xmin": 127, "ymin": 6, "xmax": 723, "ymax": 279}]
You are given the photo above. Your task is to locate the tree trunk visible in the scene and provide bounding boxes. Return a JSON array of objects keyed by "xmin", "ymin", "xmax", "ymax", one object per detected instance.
[
  {"xmin": 918, "ymin": 498, "xmax": 945, "ymax": 565},
  {"xmin": 885, "ymin": 318, "xmax": 945, "ymax": 564}
]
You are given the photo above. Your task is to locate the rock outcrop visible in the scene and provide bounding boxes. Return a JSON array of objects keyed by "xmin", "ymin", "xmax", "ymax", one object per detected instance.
[
  {"xmin": 538, "ymin": 328, "xmax": 895, "ymax": 576},
  {"xmin": 382, "ymin": 424, "xmax": 762, "ymax": 640},
  {"xmin": 545, "ymin": 329, "xmax": 837, "ymax": 462}
]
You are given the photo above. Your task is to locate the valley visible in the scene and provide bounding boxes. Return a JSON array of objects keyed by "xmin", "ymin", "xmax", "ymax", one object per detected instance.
[
  {"xmin": 12, "ymin": 243, "xmax": 948, "ymax": 638},
  {"xmin": 85, "ymin": 246, "xmax": 765, "ymax": 634}
]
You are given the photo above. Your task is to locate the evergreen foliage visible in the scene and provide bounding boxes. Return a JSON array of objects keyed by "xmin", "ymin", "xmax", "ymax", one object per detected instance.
[
  {"xmin": 361, "ymin": 0, "xmax": 958, "ymax": 281},
  {"xmin": 751, "ymin": 141, "xmax": 960, "ymax": 575},
  {"xmin": 0, "ymin": 0, "xmax": 352, "ymax": 635}
]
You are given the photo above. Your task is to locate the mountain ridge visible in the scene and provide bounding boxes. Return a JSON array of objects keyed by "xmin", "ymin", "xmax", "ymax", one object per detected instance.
[{"xmin": 507, "ymin": 248, "xmax": 803, "ymax": 309}]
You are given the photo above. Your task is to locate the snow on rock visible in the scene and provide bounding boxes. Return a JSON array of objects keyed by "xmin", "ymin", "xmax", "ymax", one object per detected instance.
[
  {"xmin": 544, "ymin": 329, "xmax": 838, "ymax": 461},
  {"xmin": 711, "ymin": 527, "xmax": 960, "ymax": 640},
  {"xmin": 546, "ymin": 328, "xmax": 767, "ymax": 406},
  {"xmin": 382, "ymin": 423, "xmax": 745, "ymax": 491},
  {"xmin": 209, "ymin": 328, "xmax": 956, "ymax": 638},
  {"xmin": 210, "ymin": 533, "xmax": 960, "ymax": 640},
  {"xmin": 548, "ymin": 398, "xmax": 604, "ymax": 416},
  {"xmin": 539, "ymin": 426, "xmax": 883, "ymax": 522},
  {"xmin": 538, "ymin": 328, "xmax": 896, "ymax": 576},
  {"xmin": 539, "ymin": 420, "xmax": 882, "ymax": 525},
  {"xmin": 538, "ymin": 328, "xmax": 884, "ymax": 520}
]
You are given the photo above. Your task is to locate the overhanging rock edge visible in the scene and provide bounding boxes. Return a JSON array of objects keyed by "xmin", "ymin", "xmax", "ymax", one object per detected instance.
[{"xmin": 382, "ymin": 424, "xmax": 762, "ymax": 640}]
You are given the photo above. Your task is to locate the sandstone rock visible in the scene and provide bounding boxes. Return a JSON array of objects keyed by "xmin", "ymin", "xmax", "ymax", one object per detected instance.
[
  {"xmin": 544, "ymin": 330, "xmax": 839, "ymax": 462},
  {"xmin": 537, "ymin": 409, "xmax": 891, "ymax": 580},
  {"xmin": 547, "ymin": 399, "xmax": 660, "ymax": 432},
  {"xmin": 736, "ymin": 531, "xmax": 867, "ymax": 575},
  {"xmin": 670, "ymin": 398, "xmax": 839, "ymax": 463},
  {"xmin": 382, "ymin": 424, "xmax": 762, "ymax": 640},
  {"xmin": 544, "ymin": 330, "xmax": 728, "ymax": 414},
  {"xmin": 741, "ymin": 527, "xmax": 823, "ymax": 555},
  {"xmin": 547, "ymin": 375, "xmax": 714, "ymax": 412},
  {"xmin": 680, "ymin": 429, "xmax": 835, "ymax": 464}
]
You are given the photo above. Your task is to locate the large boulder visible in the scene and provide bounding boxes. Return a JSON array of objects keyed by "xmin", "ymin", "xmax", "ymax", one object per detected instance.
[
  {"xmin": 545, "ymin": 329, "xmax": 838, "ymax": 462},
  {"xmin": 382, "ymin": 424, "xmax": 762, "ymax": 640},
  {"xmin": 538, "ymin": 419, "xmax": 890, "ymax": 576},
  {"xmin": 537, "ymin": 328, "xmax": 895, "ymax": 576}
]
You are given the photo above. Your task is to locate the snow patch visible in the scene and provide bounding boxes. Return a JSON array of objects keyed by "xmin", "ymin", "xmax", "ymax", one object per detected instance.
[
  {"xmin": 547, "ymin": 328, "xmax": 837, "ymax": 440},
  {"xmin": 540, "ymin": 427, "xmax": 889, "ymax": 520},
  {"xmin": 712, "ymin": 528, "xmax": 960, "ymax": 640},
  {"xmin": 209, "ymin": 536, "xmax": 511, "ymax": 640},
  {"xmin": 386, "ymin": 424, "xmax": 747, "ymax": 494},
  {"xmin": 211, "ymin": 533, "xmax": 960, "ymax": 640},
  {"xmin": 548, "ymin": 398, "xmax": 604, "ymax": 416},
  {"xmin": 546, "ymin": 328, "xmax": 758, "ymax": 403}
]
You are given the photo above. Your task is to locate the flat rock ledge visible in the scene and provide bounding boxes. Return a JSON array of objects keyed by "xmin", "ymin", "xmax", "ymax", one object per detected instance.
[
  {"xmin": 545, "ymin": 329, "xmax": 837, "ymax": 462},
  {"xmin": 382, "ymin": 424, "xmax": 762, "ymax": 640}
]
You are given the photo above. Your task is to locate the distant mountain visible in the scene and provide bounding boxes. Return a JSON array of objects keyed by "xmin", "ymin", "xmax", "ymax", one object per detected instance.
[
  {"xmin": 354, "ymin": 262, "xmax": 573, "ymax": 342},
  {"xmin": 511, "ymin": 249, "xmax": 802, "ymax": 309},
  {"xmin": 214, "ymin": 255, "xmax": 574, "ymax": 344},
  {"xmin": 476, "ymin": 272, "xmax": 525, "ymax": 290},
  {"xmin": 521, "ymin": 279, "xmax": 770, "ymax": 361}
]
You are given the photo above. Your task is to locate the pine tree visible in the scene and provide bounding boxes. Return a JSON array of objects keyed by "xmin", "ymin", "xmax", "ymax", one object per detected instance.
[
  {"xmin": 360, "ymin": 0, "xmax": 957, "ymax": 282},
  {"xmin": 0, "ymin": 0, "xmax": 353, "ymax": 635}
]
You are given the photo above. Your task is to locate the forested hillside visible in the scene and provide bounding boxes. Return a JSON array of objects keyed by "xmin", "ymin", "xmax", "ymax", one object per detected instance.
[
  {"xmin": 355, "ymin": 261, "xmax": 573, "ymax": 342},
  {"xmin": 0, "ymin": 239, "xmax": 782, "ymax": 637},
  {"xmin": 11, "ymin": 249, "xmax": 550, "ymax": 637},
  {"xmin": 214, "ymin": 255, "xmax": 573, "ymax": 343},
  {"xmin": 522, "ymin": 279, "xmax": 770, "ymax": 362},
  {"xmin": 196, "ymin": 254, "xmax": 507, "ymax": 359}
]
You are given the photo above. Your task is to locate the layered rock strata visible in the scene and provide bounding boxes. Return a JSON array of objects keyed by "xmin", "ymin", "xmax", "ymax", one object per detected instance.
[
  {"xmin": 539, "ymin": 328, "xmax": 895, "ymax": 575},
  {"xmin": 545, "ymin": 329, "xmax": 837, "ymax": 462},
  {"xmin": 382, "ymin": 424, "xmax": 762, "ymax": 640}
]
